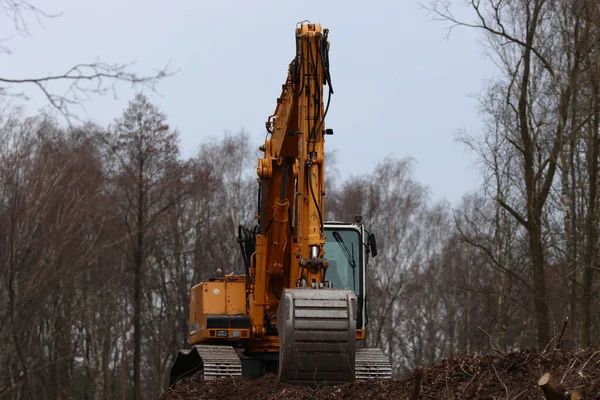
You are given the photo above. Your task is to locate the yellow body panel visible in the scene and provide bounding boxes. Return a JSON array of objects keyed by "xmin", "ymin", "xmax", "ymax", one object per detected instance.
[
  {"xmin": 189, "ymin": 279, "xmax": 248, "ymax": 344},
  {"xmin": 225, "ymin": 281, "xmax": 245, "ymax": 314},
  {"xmin": 200, "ymin": 281, "xmax": 226, "ymax": 314}
]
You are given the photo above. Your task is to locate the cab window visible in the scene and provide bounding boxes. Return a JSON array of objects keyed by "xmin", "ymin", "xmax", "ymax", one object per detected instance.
[{"xmin": 323, "ymin": 228, "xmax": 360, "ymax": 296}]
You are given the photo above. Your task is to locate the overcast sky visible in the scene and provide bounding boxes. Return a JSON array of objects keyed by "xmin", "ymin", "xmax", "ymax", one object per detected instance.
[{"xmin": 2, "ymin": 0, "xmax": 495, "ymax": 205}]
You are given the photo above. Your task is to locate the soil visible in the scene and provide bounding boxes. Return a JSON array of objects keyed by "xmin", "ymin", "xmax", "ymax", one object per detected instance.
[{"xmin": 159, "ymin": 347, "xmax": 600, "ymax": 399}]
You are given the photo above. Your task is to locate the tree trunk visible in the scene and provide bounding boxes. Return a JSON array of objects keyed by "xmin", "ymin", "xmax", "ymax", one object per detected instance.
[
  {"xmin": 518, "ymin": 11, "xmax": 550, "ymax": 346},
  {"xmin": 84, "ymin": 329, "xmax": 91, "ymax": 400},
  {"xmin": 133, "ymin": 250, "xmax": 142, "ymax": 399},
  {"xmin": 133, "ymin": 158, "xmax": 145, "ymax": 399},
  {"xmin": 560, "ymin": 86, "xmax": 580, "ymax": 349},
  {"xmin": 530, "ymin": 219, "xmax": 551, "ymax": 346},
  {"xmin": 515, "ymin": 1, "xmax": 551, "ymax": 347},
  {"xmin": 102, "ymin": 327, "xmax": 112, "ymax": 400},
  {"xmin": 582, "ymin": 66, "xmax": 599, "ymax": 347}
]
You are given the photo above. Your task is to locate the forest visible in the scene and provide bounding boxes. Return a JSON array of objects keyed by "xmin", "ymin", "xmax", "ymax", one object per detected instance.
[{"xmin": 1, "ymin": 0, "xmax": 600, "ymax": 399}]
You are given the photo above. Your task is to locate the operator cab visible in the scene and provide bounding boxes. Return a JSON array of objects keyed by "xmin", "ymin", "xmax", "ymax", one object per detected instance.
[{"xmin": 323, "ymin": 218, "xmax": 377, "ymax": 330}]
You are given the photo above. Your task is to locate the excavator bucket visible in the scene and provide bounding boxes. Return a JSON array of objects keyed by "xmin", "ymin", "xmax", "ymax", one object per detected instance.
[{"xmin": 277, "ymin": 288, "xmax": 357, "ymax": 385}]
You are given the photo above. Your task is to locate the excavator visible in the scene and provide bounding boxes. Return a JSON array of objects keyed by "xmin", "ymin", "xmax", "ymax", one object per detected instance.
[{"xmin": 169, "ymin": 22, "xmax": 391, "ymax": 386}]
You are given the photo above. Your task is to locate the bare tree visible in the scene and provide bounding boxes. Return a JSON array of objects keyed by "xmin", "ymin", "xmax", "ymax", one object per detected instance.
[
  {"xmin": 191, "ymin": 131, "xmax": 256, "ymax": 280},
  {"xmin": 426, "ymin": 0, "xmax": 589, "ymax": 347},
  {"xmin": 0, "ymin": 114, "xmax": 107, "ymax": 398},
  {"xmin": 104, "ymin": 93, "xmax": 186, "ymax": 398},
  {"xmin": 578, "ymin": 2, "xmax": 600, "ymax": 347},
  {"xmin": 0, "ymin": 1, "xmax": 172, "ymax": 120}
]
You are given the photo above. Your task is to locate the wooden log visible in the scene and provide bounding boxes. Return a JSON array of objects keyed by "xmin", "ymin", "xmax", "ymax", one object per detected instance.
[
  {"xmin": 538, "ymin": 373, "xmax": 567, "ymax": 400},
  {"xmin": 409, "ymin": 367, "xmax": 424, "ymax": 400},
  {"xmin": 568, "ymin": 392, "xmax": 581, "ymax": 400}
]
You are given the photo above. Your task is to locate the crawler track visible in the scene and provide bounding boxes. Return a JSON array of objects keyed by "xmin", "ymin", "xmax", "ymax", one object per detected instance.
[{"xmin": 170, "ymin": 345, "xmax": 242, "ymax": 386}]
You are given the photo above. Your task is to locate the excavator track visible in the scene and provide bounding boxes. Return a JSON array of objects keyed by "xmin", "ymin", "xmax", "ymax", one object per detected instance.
[
  {"xmin": 277, "ymin": 287, "xmax": 357, "ymax": 385},
  {"xmin": 355, "ymin": 348, "xmax": 393, "ymax": 379},
  {"xmin": 169, "ymin": 344, "xmax": 242, "ymax": 386},
  {"xmin": 169, "ymin": 343, "xmax": 392, "ymax": 386},
  {"xmin": 169, "ymin": 289, "xmax": 392, "ymax": 387}
]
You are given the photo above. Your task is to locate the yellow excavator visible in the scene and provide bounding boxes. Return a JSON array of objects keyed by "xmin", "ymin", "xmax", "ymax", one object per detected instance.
[{"xmin": 169, "ymin": 22, "xmax": 391, "ymax": 386}]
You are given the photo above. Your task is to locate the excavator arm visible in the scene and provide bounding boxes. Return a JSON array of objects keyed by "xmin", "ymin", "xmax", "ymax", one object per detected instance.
[
  {"xmin": 252, "ymin": 23, "xmax": 333, "ymax": 339},
  {"xmin": 257, "ymin": 22, "xmax": 332, "ymax": 274},
  {"xmin": 253, "ymin": 23, "xmax": 361, "ymax": 384}
]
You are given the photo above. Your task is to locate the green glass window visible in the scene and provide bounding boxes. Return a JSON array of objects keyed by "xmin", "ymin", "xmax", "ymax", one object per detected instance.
[{"xmin": 323, "ymin": 228, "xmax": 361, "ymax": 296}]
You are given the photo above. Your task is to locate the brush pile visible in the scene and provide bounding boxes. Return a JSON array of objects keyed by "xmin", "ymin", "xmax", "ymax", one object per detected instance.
[{"xmin": 160, "ymin": 348, "xmax": 600, "ymax": 399}]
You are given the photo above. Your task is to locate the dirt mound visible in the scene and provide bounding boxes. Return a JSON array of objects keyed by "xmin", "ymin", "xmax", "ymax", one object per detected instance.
[{"xmin": 160, "ymin": 348, "xmax": 600, "ymax": 399}]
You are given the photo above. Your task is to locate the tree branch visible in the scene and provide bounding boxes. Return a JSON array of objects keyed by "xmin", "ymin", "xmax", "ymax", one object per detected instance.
[
  {"xmin": 496, "ymin": 197, "xmax": 528, "ymax": 228},
  {"xmin": 0, "ymin": 61, "xmax": 176, "ymax": 121},
  {"xmin": 423, "ymin": 0, "xmax": 555, "ymax": 77}
]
